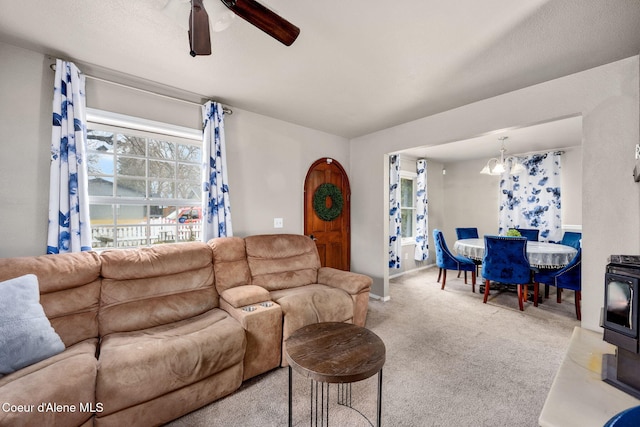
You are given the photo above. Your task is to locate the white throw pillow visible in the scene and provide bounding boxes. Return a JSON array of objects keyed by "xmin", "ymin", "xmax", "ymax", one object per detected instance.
[{"xmin": 0, "ymin": 274, "xmax": 65, "ymax": 376}]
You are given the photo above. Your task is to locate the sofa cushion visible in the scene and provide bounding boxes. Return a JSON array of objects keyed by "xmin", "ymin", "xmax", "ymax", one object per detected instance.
[
  {"xmin": 0, "ymin": 274, "xmax": 65, "ymax": 376},
  {"xmin": 271, "ymin": 284, "xmax": 354, "ymax": 366},
  {"xmin": 245, "ymin": 234, "xmax": 320, "ymax": 291},
  {"xmin": 100, "ymin": 241, "xmax": 212, "ymax": 281},
  {"xmin": 99, "ymin": 242, "xmax": 217, "ymax": 335},
  {"xmin": 209, "ymin": 237, "xmax": 252, "ymax": 293},
  {"xmin": 93, "ymin": 364, "xmax": 243, "ymax": 427},
  {"xmin": 96, "ymin": 309, "xmax": 245, "ymax": 416},
  {"xmin": 271, "ymin": 284, "xmax": 354, "ymax": 331},
  {"xmin": 0, "ymin": 251, "xmax": 101, "ymax": 347},
  {"xmin": 0, "ymin": 339, "xmax": 98, "ymax": 427}
]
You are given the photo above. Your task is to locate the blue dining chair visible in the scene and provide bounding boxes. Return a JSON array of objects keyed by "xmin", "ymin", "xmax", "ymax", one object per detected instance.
[
  {"xmin": 433, "ymin": 229, "xmax": 477, "ymax": 292},
  {"xmin": 560, "ymin": 231, "xmax": 582, "ymax": 249},
  {"xmin": 455, "ymin": 227, "xmax": 479, "ymax": 240},
  {"xmin": 533, "ymin": 249, "xmax": 582, "ymax": 320},
  {"xmin": 510, "ymin": 228, "xmax": 539, "ymax": 241},
  {"xmin": 455, "ymin": 227, "xmax": 480, "ymax": 277},
  {"xmin": 482, "ymin": 235, "xmax": 536, "ymax": 311}
]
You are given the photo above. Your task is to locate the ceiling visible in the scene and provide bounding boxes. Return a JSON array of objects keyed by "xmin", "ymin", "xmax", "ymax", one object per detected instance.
[
  {"xmin": 402, "ymin": 115, "xmax": 583, "ymax": 164},
  {"xmin": 1, "ymin": 0, "xmax": 640, "ymax": 141}
]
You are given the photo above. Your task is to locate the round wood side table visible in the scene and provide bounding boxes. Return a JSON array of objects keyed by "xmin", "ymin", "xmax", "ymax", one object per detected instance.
[{"xmin": 285, "ymin": 322, "xmax": 386, "ymax": 426}]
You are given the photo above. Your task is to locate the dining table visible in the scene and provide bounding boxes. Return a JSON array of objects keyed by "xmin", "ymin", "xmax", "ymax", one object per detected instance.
[{"xmin": 453, "ymin": 238, "xmax": 578, "ymax": 269}]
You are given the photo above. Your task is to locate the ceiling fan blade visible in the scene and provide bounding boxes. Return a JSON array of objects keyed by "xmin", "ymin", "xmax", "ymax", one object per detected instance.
[
  {"xmin": 221, "ymin": 0, "xmax": 300, "ymax": 46},
  {"xmin": 189, "ymin": 0, "xmax": 212, "ymax": 56}
]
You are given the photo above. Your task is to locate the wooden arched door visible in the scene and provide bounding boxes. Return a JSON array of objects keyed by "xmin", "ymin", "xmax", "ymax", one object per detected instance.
[{"xmin": 304, "ymin": 158, "xmax": 350, "ymax": 270}]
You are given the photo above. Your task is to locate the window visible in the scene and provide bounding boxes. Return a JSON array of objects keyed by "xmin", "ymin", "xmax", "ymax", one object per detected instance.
[
  {"xmin": 86, "ymin": 111, "xmax": 203, "ymax": 249},
  {"xmin": 400, "ymin": 172, "xmax": 416, "ymax": 243}
]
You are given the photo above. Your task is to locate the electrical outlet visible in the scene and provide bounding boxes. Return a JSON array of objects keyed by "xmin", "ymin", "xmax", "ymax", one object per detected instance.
[{"xmin": 274, "ymin": 218, "xmax": 284, "ymax": 228}]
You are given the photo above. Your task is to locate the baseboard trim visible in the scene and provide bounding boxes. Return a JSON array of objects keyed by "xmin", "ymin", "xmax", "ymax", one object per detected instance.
[
  {"xmin": 389, "ymin": 263, "xmax": 435, "ymax": 279},
  {"xmin": 369, "ymin": 293, "xmax": 391, "ymax": 302}
]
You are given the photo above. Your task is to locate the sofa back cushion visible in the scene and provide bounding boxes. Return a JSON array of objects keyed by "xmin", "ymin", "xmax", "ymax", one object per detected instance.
[
  {"xmin": 245, "ymin": 234, "xmax": 320, "ymax": 291},
  {"xmin": 209, "ymin": 236, "xmax": 251, "ymax": 293},
  {"xmin": 0, "ymin": 251, "xmax": 101, "ymax": 347},
  {"xmin": 99, "ymin": 242, "xmax": 216, "ymax": 336}
]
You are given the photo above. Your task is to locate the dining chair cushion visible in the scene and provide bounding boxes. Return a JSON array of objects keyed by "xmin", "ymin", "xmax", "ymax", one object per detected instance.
[
  {"xmin": 510, "ymin": 228, "xmax": 539, "ymax": 241},
  {"xmin": 534, "ymin": 249, "xmax": 581, "ymax": 319},
  {"xmin": 534, "ymin": 249, "xmax": 581, "ymax": 291},
  {"xmin": 455, "ymin": 227, "xmax": 479, "ymax": 240},
  {"xmin": 560, "ymin": 232, "xmax": 582, "ymax": 249},
  {"xmin": 482, "ymin": 235, "xmax": 531, "ymax": 284}
]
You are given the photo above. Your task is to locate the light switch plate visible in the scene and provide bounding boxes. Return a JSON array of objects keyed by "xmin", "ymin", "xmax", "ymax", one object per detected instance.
[{"xmin": 274, "ymin": 218, "xmax": 283, "ymax": 228}]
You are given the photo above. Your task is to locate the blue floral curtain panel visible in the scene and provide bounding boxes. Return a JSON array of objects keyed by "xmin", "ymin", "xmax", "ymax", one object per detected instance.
[
  {"xmin": 47, "ymin": 59, "xmax": 92, "ymax": 254},
  {"xmin": 499, "ymin": 152, "xmax": 562, "ymax": 242},
  {"xmin": 201, "ymin": 101, "xmax": 233, "ymax": 240},
  {"xmin": 389, "ymin": 155, "xmax": 401, "ymax": 268},
  {"xmin": 414, "ymin": 159, "xmax": 429, "ymax": 261}
]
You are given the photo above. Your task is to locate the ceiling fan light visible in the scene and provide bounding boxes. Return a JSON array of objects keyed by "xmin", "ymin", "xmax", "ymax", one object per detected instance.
[
  {"xmin": 212, "ymin": 10, "xmax": 235, "ymax": 32},
  {"xmin": 163, "ymin": 0, "xmax": 190, "ymax": 30}
]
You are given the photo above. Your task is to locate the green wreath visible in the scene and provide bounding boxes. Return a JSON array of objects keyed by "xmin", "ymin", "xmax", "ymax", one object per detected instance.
[{"xmin": 313, "ymin": 183, "xmax": 344, "ymax": 221}]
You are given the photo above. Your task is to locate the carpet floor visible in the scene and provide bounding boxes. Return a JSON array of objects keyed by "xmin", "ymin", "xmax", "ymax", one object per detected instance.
[{"xmin": 166, "ymin": 266, "xmax": 579, "ymax": 426}]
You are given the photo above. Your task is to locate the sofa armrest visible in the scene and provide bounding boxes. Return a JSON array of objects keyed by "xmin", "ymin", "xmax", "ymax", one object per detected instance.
[
  {"xmin": 317, "ymin": 267, "xmax": 372, "ymax": 295},
  {"xmin": 220, "ymin": 285, "xmax": 271, "ymax": 308}
]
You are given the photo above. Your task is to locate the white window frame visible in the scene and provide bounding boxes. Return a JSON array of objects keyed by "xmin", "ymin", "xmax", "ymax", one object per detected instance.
[
  {"xmin": 399, "ymin": 171, "xmax": 417, "ymax": 245},
  {"xmin": 86, "ymin": 108, "xmax": 201, "ymax": 141},
  {"xmin": 86, "ymin": 108, "xmax": 203, "ymax": 250}
]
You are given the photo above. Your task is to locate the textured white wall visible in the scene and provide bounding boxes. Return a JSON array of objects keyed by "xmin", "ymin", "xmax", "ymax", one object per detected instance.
[
  {"xmin": 560, "ymin": 146, "xmax": 583, "ymax": 227},
  {"xmin": 87, "ymin": 68, "xmax": 351, "ymax": 238},
  {"xmin": 222, "ymin": 109, "xmax": 349, "ymax": 237},
  {"xmin": 0, "ymin": 43, "xmax": 53, "ymax": 257},
  {"xmin": 0, "ymin": 42, "xmax": 349, "ymax": 257},
  {"xmin": 440, "ymin": 158, "xmax": 502, "ymax": 246}
]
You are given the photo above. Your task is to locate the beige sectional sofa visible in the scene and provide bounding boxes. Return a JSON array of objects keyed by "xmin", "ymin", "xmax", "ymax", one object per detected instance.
[{"xmin": 0, "ymin": 234, "xmax": 372, "ymax": 426}]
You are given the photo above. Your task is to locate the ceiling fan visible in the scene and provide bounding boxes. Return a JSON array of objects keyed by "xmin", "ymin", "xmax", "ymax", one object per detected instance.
[{"xmin": 188, "ymin": 0, "xmax": 300, "ymax": 56}]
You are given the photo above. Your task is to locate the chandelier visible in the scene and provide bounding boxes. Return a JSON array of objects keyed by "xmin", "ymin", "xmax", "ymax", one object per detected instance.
[{"xmin": 479, "ymin": 136, "xmax": 526, "ymax": 175}]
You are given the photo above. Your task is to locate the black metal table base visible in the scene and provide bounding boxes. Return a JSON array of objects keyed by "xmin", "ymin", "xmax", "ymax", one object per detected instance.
[{"xmin": 288, "ymin": 366, "xmax": 383, "ymax": 426}]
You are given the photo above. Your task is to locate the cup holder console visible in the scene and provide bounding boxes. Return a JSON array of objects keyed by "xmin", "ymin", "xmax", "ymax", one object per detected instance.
[{"xmin": 241, "ymin": 301, "xmax": 275, "ymax": 312}]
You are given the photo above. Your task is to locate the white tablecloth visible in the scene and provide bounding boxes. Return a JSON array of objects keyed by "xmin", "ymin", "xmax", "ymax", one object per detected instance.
[{"xmin": 453, "ymin": 238, "xmax": 577, "ymax": 269}]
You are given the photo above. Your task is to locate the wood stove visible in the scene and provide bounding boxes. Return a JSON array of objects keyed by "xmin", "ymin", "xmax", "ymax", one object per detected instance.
[{"xmin": 602, "ymin": 255, "xmax": 640, "ymax": 399}]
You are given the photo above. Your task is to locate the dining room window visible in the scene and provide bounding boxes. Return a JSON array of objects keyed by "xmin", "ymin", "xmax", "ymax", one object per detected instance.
[{"xmin": 400, "ymin": 172, "xmax": 417, "ymax": 243}]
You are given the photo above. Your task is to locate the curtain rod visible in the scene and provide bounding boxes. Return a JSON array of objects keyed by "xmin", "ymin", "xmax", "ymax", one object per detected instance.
[
  {"xmin": 49, "ymin": 63, "xmax": 232, "ymax": 115},
  {"xmin": 513, "ymin": 148, "xmax": 566, "ymax": 157}
]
